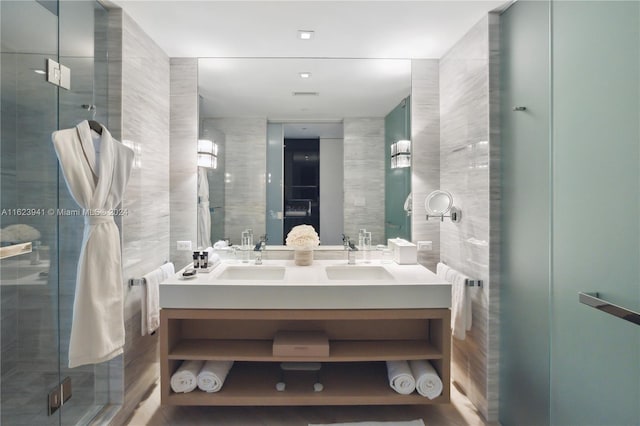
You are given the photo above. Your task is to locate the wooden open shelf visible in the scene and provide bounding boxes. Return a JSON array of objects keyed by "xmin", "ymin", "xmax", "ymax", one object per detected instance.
[
  {"xmin": 168, "ymin": 339, "xmax": 442, "ymax": 362},
  {"xmin": 164, "ymin": 362, "xmax": 449, "ymax": 406},
  {"xmin": 160, "ymin": 308, "xmax": 451, "ymax": 406}
]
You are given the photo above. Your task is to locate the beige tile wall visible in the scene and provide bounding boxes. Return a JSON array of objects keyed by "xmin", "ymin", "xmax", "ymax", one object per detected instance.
[
  {"xmin": 437, "ymin": 14, "xmax": 500, "ymax": 422},
  {"xmin": 108, "ymin": 9, "xmax": 171, "ymax": 425}
]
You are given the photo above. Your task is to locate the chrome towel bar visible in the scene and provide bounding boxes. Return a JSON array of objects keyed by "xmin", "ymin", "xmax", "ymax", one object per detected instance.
[
  {"xmin": 466, "ymin": 279, "xmax": 482, "ymax": 288},
  {"xmin": 129, "ymin": 261, "xmax": 169, "ymax": 288},
  {"xmin": 578, "ymin": 292, "xmax": 640, "ymax": 326},
  {"xmin": 128, "ymin": 277, "xmax": 146, "ymax": 287}
]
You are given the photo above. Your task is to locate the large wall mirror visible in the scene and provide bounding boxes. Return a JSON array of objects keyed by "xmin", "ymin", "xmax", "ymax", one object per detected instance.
[{"xmin": 197, "ymin": 58, "xmax": 412, "ymax": 248}]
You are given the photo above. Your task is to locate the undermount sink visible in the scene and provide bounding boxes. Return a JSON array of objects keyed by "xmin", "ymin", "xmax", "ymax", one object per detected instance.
[
  {"xmin": 217, "ymin": 266, "xmax": 286, "ymax": 280},
  {"xmin": 325, "ymin": 265, "xmax": 395, "ymax": 281},
  {"xmin": 161, "ymin": 259, "xmax": 451, "ymax": 309}
]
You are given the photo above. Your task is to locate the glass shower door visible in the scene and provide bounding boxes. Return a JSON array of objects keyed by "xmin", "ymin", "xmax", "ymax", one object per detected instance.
[
  {"xmin": 1, "ymin": 1, "xmax": 113, "ymax": 424},
  {"xmin": 57, "ymin": 2, "xmax": 112, "ymax": 424},
  {"xmin": 385, "ymin": 97, "xmax": 411, "ymax": 241},
  {"xmin": 1, "ymin": 1, "xmax": 62, "ymax": 425},
  {"xmin": 551, "ymin": 1, "xmax": 640, "ymax": 424}
]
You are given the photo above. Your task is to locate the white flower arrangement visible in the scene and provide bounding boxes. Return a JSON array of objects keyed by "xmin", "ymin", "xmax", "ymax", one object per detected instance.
[{"xmin": 285, "ymin": 224, "xmax": 320, "ymax": 250}]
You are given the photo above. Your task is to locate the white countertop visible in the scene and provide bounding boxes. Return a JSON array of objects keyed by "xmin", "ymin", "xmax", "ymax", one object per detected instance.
[{"xmin": 160, "ymin": 259, "xmax": 451, "ymax": 310}]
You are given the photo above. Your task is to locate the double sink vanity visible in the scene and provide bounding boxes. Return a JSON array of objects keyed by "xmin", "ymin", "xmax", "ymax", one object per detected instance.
[{"xmin": 159, "ymin": 252, "xmax": 452, "ymax": 406}]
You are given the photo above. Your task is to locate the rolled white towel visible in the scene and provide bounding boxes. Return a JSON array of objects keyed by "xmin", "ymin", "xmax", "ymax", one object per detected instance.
[
  {"xmin": 170, "ymin": 360, "xmax": 204, "ymax": 393},
  {"xmin": 409, "ymin": 360, "xmax": 443, "ymax": 399},
  {"xmin": 197, "ymin": 360, "xmax": 234, "ymax": 392},
  {"xmin": 385, "ymin": 360, "xmax": 416, "ymax": 395}
]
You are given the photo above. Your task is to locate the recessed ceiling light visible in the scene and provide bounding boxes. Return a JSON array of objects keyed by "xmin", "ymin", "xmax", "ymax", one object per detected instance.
[
  {"xmin": 299, "ymin": 72, "xmax": 311, "ymax": 79},
  {"xmin": 298, "ymin": 30, "xmax": 314, "ymax": 40},
  {"xmin": 33, "ymin": 69, "xmax": 46, "ymax": 75}
]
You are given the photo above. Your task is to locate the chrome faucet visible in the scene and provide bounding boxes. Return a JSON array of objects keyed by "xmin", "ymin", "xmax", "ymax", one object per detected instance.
[
  {"xmin": 254, "ymin": 235, "xmax": 267, "ymax": 264},
  {"xmin": 342, "ymin": 234, "xmax": 358, "ymax": 264},
  {"xmin": 254, "ymin": 237, "xmax": 267, "ymax": 251},
  {"xmin": 342, "ymin": 234, "xmax": 351, "ymax": 250}
]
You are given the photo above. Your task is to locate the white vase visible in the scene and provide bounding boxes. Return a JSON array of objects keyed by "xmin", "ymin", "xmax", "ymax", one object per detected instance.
[{"xmin": 294, "ymin": 249, "xmax": 313, "ymax": 266}]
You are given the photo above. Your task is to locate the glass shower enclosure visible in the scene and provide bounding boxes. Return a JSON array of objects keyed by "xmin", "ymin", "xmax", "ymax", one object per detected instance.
[
  {"xmin": 1, "ymin": 1, "xmax": 115, "ymax": 424},
  {"xmin": 500, "ymin": 1, "xmax": 640, "ymax": 424}
]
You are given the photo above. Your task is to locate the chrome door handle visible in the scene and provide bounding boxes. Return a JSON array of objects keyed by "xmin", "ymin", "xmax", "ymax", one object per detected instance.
[{"xmin": 579, "ymin": 292, "xmax": 640, "ymax": 326}]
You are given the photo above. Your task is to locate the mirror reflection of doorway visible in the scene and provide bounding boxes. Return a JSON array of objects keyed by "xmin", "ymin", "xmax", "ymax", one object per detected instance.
[
  {"xmin": 283, "ymin": 138, "xmax": 320, "ymax": 243},
  {"xmin": 266, "ymin": 122, "xmax": 344, "ymax": 245}
]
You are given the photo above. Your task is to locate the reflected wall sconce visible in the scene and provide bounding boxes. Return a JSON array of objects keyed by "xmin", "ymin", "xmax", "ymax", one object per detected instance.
[
  {"xmin": 391, "ymin": 139, "xmax": 411, "ymax": 168},
  {"xmin": 425, "ymin": 190, "xmax": 462, "ymax": 223},
  {"xmin": 198, "ymin": 139, "xmax": 218, "ymax": 169}
]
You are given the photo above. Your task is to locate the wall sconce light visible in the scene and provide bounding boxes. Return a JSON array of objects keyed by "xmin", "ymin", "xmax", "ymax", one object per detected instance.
[
  {"xmin": 425, "ymin": 190, "xmax": 462, "ymax": 223},
  {"xmin": 391, "ymin": 139, "xmax": 411, "ymax": 169},
  {"xmin": 198, "ymin": 139, "xmax": 218, "ymax": 169}
]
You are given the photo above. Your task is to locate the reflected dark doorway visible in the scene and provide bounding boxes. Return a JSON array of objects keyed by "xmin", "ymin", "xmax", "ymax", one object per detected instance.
[{"xmin": 283, "ymin": 138, "xmax": 320, "ymax": 243}]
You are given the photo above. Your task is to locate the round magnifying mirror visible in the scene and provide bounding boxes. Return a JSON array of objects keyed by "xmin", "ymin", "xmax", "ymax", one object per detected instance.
[{"xmin": 424, "ymin": 190, "xmax": 453, "ymax": 215}]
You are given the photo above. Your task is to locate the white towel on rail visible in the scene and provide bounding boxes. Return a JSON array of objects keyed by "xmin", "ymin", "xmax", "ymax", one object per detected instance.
[
  {"xmin": 436, "ymin": 262, "xmax": 449, "ymax": 280},
  {"xmin": 451, "ymin": 270, "xmax": 472, "ymax": 340},
  {"xmin": 203, "ymin": 247, "xmax": 221, "ymax": 269},
  {"xmin": 170, "ymin": 360, "xmax": 204, "ymax": 393},
  {"xmin": 409, "ymin": 360, "xmax": 443, "ymax": 399},
  {"xmin": 141, "ymin": 262, "xmax": 174, "ymax": 336},
  {"xmin": 385, "ymin": 360, "xmax": 416, "ymax": 395},
  {"xmin": 197, "ymin": 360, "xmax": 234, "ymax": 392}
]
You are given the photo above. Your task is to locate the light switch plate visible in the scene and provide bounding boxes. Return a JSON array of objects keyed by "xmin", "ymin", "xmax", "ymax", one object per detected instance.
[{"xmin": 417, "ymin": 241, "xmax": 433, "ymax": 251}]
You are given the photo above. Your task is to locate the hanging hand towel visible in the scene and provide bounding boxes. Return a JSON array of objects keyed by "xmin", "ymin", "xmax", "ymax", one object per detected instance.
[
  {"xmin": 160, "ymin": 262, "xmax": 175, "ymax": 279},
  {"xmin": 170, "ymin": 360, "xmax": 205, "ymax": 393},
  {"xmin": 203, "ymin": 247, "xmax": 221, "ymax": 269},
  {"xmin": 385, "ymin": 360, "xmax": 416, "ymax": 395},
  {"xmin": 451, "ymin": 270, "xmax": 472, "ymax": 340},
  {"xmin": 197, "ymin": 360, "xmax": 234, "ymax": 392},
  {"xmin": 409, "ymin": 359, "xmax": 443, "ymax": 399},
  {"xmin": 52, "ymin": 120, "xmax": 134, "ymax": 368},
  {"xmin": 141, "ymin": 262, "xmax": 174, "ymax": 336},
  {"xmin": 436, "ymin": 262, "xmax": 450, "ymax": 280}
]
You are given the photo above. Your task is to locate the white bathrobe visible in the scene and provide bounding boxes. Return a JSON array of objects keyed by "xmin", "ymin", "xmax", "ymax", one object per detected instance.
[
  {"xmin": 197, "ymin": 167, "xmax": 212, "ymax": 248},
  {"xmin": 52, "ymin": 120, "xmax": 134, "ymax": 368}
]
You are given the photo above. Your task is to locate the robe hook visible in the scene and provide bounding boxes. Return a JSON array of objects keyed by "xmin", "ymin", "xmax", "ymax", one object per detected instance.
[{"xmin": 81, "ymin": 104, "xmax": 97, "ymax": 119}]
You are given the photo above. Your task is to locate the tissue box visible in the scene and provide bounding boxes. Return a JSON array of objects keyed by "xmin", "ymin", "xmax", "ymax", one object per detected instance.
[
  {"xmin": 387, "ymin": 238, "xmax": 417, "ymax": 264},
  {"xmin": 273, "ymin": 331, "xmax": 329, "ymax": 357}
]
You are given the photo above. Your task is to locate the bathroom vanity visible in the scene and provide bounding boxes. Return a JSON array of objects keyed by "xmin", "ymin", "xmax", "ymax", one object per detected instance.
[{"xmin": 159, "ymin": 260, "xmax": 452, "ymax": 406}]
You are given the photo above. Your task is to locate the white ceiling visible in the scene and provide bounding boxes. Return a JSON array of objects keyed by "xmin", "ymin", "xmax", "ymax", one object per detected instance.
[
  {"xmin": 112, "ymin": 1, "xmax": 506, "ymax": 59},
  {"xmin": 112, "ymin": 0, "xmax": 506, "ymax": 129},
  {"xmin": 198, "ymin": 58, "xmax": 411, "ymax": 119}
]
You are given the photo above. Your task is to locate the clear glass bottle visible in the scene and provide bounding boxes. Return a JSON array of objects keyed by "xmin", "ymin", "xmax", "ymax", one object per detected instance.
[
  {"xmin": 358, "ymin": 228, "xmax": 367, "ymax": 249},
  {"xmin": 362, "ymin": 232, "xmax": 372, "ymax": 263},
  {"xmin": 241, "ymin": 230, "xmax": 252, "ymax": 263}
]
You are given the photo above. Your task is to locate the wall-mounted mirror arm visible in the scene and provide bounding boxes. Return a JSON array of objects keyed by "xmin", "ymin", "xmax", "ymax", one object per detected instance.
[
  {"xmin": 424, "ymin": 190, "xmax": 462, "ymax": 223},
  {"xmin": 426, "ymin": 207, "xmax": 461, "ymax": 223}
]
